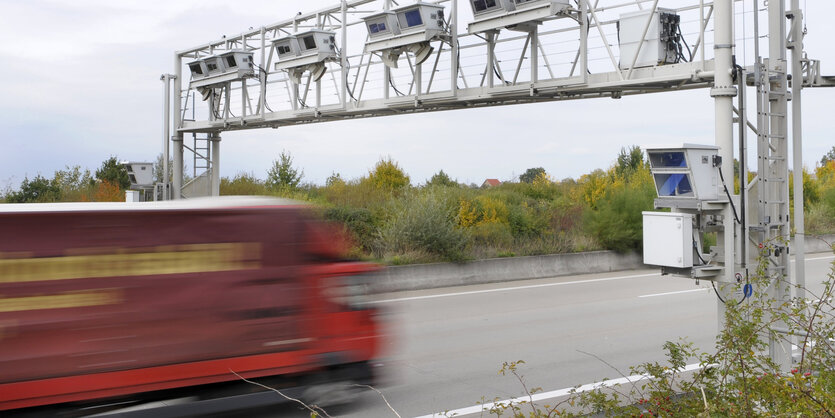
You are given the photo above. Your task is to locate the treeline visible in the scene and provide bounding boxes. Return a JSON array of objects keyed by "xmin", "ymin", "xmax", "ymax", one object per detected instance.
[
  {"xmin": 222, "ymin": 147, "xmax": 835, "ymax": 264},
  {"xmin": 1, "ymin": 157, "xmax": 131, "ymax": 203},
  {"xmin": 4, "ymin": 148, "xmax": 834, "ymax": 264}
]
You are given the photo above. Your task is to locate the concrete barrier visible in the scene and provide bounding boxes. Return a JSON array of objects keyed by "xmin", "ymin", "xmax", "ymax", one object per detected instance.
[
  {"xmin": 803, "ymin": 234, "xmax": 835, "ymax": 254},
  {"xmin": 370, "ymin": 235, "xmax": 835, "ymax": 294},
  {"xmin": 372, "ymin": 251, "xmax": 645, "ymax": 294}
]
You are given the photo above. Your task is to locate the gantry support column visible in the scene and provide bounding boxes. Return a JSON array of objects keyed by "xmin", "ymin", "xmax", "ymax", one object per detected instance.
[
  {"xmin": 789, "ymin": 0, "xmax": 806, "ymax": 301},
  {"xmin": 711, "ymin": 0, "xmax": 737, "ymax": 326},
  {"xmin": 173, "ymin": 53, "xmax": 184, "ymax": 199},
  {"xmin": 211, "ymin": 134, "xmax": 221, "ymax": 197}
]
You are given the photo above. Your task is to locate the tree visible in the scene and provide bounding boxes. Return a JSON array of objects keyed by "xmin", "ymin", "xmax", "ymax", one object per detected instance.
[
  {"xmin": 154, "ymin": 153, "xmax": 173, "ymax": 184},
  {"xmin": 53, "ymin": 165, "xmax": 95, "ymax": 202},
  {"xmin": 5, "ymin": 175, "xmax": 61, "ymax": 203},
  {"xmin": 93, "ymin": 180, "xmax": 124, "ymax": 202},
  {"xmin": 366, "ymin": 157, "xmax": 410, "ymax": 191},
  {"xmin": 426, "ymin": 170, "xmax": 458, "ymax": 187},
  {"xmin": 95, "ymin": 156, "xmax": 130, "ymax": 190},
  {"xmin": 153, "ymin": 154, "xmax": 192, "ymax": 184},
  {"xmin": 615, "ymin": 145, "xmax": 644, "ymax": 178},
  {"xmin": 519, "ymin": 167, "xmax": 546, "ymax": 184},
  {"xmin": 821, "ymin": 145, "xmax": 835, "ymax": 166},
  {"xmin": 326, "ymin": 172, "xmax": 345, "ymax": 187},
  {"xmin": 266, "ymin": 150, "xmax": 304, "ymax": 191}
]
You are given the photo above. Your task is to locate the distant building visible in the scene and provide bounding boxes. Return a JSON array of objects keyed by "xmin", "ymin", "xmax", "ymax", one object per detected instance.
[{"xmin": 481, "ymin": 179, "xmax": 501, "ymax": 188}]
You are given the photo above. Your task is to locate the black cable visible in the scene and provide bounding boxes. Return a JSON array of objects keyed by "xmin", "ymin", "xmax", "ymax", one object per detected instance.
[
  {"xmin": 712, "ymin": 281, "xmax": 732, "ymax": 305},
  {"xmin": 254, "ymin": 64, "xmax": 275, "ymax": 112},
  {"xmin": 334, "ymin": 46, "xmax": 359, "ymax": 102},
  {"xmin": 693, "ymin": 239, "xmax": 708, "ymax": 264},
  {"xmin": 493, "ymin": 65, "xmax": 506, "ymax": 84},
  {"xmin": 718, "ymin": 167, "xmax": 742, "ymax": 224},
  {"xmin": 678, "ymin": 23, "xmax": 693, "ymax": 62},
  {"xmin": 712, "ymin": 279, "xmax": 751, "ymax": 306},
  {"xmin": 389, "ymin": 78, "xmax": 405, "ymax": 96}
]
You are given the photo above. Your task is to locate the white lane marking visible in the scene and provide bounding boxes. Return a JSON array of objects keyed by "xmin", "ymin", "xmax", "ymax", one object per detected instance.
[
  {"xmin": 639, "ymin": 288, "xmax": 710, "ymax": 298},
  {"xmin": 364, "ymin": 273, "xmax": 660, "ymax": 305},
  {"xmin": 414, "ymin": 363, "xmax": 703, "ymax": 418}
]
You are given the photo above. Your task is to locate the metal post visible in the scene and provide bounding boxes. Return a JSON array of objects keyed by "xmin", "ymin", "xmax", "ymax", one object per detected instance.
[
  {"xmin": 173, "ymin": 54, "xmax": 184, "ymax": 199},
  {"xmin": 260, "ymin": 27, "xmax": 266, "ymax": 118},
  {"xmin": 700, "ymin": 0, "xmax": 705, "ymax": 69},
  {"xmin": 580, "ymin": 0, "xmax": 588, "ymax": 84},
  {"xmin": 211, "ymin": 134, "xmax": 221, "ymax": 197},
  {"xmin": 531, "ymin": 26, "xmax": 539, "ymax": 90},
  {"xmin": 341, "ymin": 0, "xmax": 349, "ymax": 107},
  {"xmin": 161, "ymin": 74, "xmax": 174, "ymax": 190},
  {"xmin": 384, "ymin": 0, "xmax": 391, "ymax": 100},
  {"xmin": 487, "ymin": 31, "xmax": 496, "ymax": 88},
  {"xmin": 451, "ymin": 0, "xmax": 458, "ymax": 95},
  {"xmin": 416, "ymin": 63, "xmax": 422, "ymax": 97},
  {"xmin": 790, "ymin": 1, "xmax": 806, "ymax": 301},
  {"xmin": 711, "ymin": 0, "xmax": 737, "ymax": 337}
]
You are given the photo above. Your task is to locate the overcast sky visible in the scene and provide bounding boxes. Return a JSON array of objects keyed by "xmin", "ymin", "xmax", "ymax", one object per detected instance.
[{"xmin": 1, "ymin": 0, "xmax": 832, "ymax": 190}]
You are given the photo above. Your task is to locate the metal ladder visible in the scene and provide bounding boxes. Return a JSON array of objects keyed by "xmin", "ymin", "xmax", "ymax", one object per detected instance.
[
  {"xmin": 755, "ymin": 57, "xmax": 791, "ymax": 270},
  {"xmin": 191, "ymin": 133, "xmax": 211, "ymax": 180}
]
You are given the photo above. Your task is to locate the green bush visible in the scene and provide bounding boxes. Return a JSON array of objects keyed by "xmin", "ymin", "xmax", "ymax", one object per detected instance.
[
  {"xmin": 323, "ymin": 206, "xmax": 379, "ymax": 253},
  {"xmin": 376, "ymin": 190, "xmax": 469, "ymax": 262},
  {"xmin": 806, "ymin": 188, "xmax": 835, "ymax": 235},
  {"xmin": 506, "ymin": 202, "xmax": 548, "ymax": 238},
  {"xmin": 822, "ymin": 185, "xmax": 835, "ymax": 215},
  {"xmin": 5, "ymin": 175, "xmax": 62, "ymax": 203},
  {"xmin": 585, "ymin": 177, "xmax": 655, "ymax": 253},
  {"xmin": 425, "ymin": 170, "xmax": 459, "ymax": 188},
  {"xmin": 551, "ymin": 197, "xmax": 585, "ymax": 232},
  {"xmin": 470, "ymin": 222, "xmax": 514, "ymax": 247},
  {"xmin": 220, "ymin": 172, "xmax": 266, "ymax": 195}
]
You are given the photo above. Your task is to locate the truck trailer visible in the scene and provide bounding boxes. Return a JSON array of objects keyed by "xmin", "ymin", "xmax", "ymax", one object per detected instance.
[{"xmin": 0, "ymin": 196, "xmax": 384, "ymax": 414}]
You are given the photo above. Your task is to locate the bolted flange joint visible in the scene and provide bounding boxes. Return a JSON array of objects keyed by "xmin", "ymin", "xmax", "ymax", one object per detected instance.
[{"xmin": 710, "ymin": 86, "xmax": 738, "ymax": 98}]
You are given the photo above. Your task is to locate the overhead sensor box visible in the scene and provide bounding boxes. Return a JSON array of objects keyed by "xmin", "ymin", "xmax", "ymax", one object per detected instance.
[
  {"xmin": 467, "ymin": 0, "xmax": 571, "ymax": 34},
  {"xmin": 120, "ymin": 161, "xmax": 155, "ymax": 188},
  {"xmin": 365, "ymin": 11, "xmax": 401, "ymax": 40},
  {"xmin": 273, "ymin": 30, "xmax": 338, "ymax": 71},
  {"xmin": 188, "ymin": 50, "xmax": 255, "ymax": 89},
  {"xmin": 187, "ymin": 60, "xmax": 210, "ymax": 80},
  {"xmin": 618, "ymin": 8, "xmax": 681, "ymax": 69},
  {"xmin": 647, "ymin": 144, "xmax": 720, "ymax": 208},
  {"xmin": 218, "ymin": 51, "xmax": 254, "ymax": 77},
  {"xmin": 363, "ymin": 2, "xmax": 447, "ymax": 54}
]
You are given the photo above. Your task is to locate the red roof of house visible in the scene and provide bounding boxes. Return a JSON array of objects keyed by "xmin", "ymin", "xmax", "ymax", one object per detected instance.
[{"xmin": 483, "ymin": 179, "xmax": 501, "ymax": 186}]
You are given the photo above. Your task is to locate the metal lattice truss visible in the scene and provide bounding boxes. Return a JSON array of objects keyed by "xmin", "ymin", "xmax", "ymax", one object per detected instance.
[{"xmin": 175, "ymin": 0, "xmax": 729, "ymax": 134}]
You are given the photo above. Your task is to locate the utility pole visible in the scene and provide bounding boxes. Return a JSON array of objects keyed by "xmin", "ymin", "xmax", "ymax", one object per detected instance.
[
  {"xmin": 711, "ymin": 0, "xmax": 737, "ymax": 321},
  {"xmin": 173, "ymin": 54, "xmax": 184, "ymax": 200},
  {"xmin": 160, "ymin": 74, "xmax": 176, "ymax": 195}
]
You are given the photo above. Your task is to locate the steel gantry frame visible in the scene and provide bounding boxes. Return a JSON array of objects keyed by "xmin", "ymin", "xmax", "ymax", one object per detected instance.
[{"xmin": 163, "ymin": 0, "xmax": 833, "ymax": 369}]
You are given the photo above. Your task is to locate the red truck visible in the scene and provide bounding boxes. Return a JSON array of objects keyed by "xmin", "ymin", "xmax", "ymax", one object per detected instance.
[{"xmin": 0, "ymin": 197, "xmax": 384, "ymax": 414}]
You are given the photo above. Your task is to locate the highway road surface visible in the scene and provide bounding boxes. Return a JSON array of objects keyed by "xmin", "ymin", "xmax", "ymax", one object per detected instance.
[{"xmin": 150, "ymin": 253, "xmax": 835, "ymax": 417}]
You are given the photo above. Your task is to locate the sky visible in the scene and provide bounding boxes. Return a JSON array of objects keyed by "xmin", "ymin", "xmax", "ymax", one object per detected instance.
[{"xmin": 0, "ymin": 0, "xmax": 833, "ymax": 190}]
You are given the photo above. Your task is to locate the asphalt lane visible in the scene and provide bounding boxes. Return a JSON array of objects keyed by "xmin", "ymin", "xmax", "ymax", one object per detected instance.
[{"xmin": 228, "ymin": 254, "xmax": 835, "ymax": 418}]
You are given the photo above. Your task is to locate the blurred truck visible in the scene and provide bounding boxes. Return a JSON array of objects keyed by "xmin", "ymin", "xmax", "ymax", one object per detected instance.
[{"xmin": 0, "ymin": 197, "xmax": 384, "ymax": 414}]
